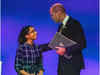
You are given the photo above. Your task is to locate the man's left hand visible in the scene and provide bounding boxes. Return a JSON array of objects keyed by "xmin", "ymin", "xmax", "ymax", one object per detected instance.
[{"xmin": 55, "ymin": 47, "xmax": 66, "ymax": 56}]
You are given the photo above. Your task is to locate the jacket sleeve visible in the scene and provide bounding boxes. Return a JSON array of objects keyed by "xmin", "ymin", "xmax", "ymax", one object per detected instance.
[{"xmin": 39, "ymin": 43, "xmax": 52, "ymax": 52}]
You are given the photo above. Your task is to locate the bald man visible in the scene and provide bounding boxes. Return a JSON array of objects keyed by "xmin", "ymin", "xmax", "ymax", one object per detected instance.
[{"xmin": 49, "ymin": 3, "xmax": 86, "ymax": 75}]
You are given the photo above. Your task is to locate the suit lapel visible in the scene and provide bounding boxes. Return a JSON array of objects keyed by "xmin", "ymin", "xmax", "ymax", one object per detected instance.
[
  {"xmin": 66, "ymin": 16, "xmax": 73, "ymax": 26},
  {"xmin": 58, "ymin": 16, "xmax": 73, "ymax": 33}
]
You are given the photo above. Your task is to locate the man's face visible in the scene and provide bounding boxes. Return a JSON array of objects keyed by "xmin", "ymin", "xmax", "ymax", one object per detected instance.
[
  {"xmin": 50, "ymin": 8, "xmax": 60, "ymax": 23},
  {"xmin": 26, "ymin": 27, "xmax": 37, "ymax": 40}
]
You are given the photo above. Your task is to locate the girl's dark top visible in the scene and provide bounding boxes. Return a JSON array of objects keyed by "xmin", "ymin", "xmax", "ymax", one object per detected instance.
[{"xmin": 15, "ymin": 42, "xmax": 51, "ymax": 75}]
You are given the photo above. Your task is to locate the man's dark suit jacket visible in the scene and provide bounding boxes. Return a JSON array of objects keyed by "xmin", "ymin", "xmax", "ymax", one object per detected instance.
[
  {"xmin": 57, "ymin": 16, "xmax": 86, "ymax": 75},
  {"xmin": 39, "ymin": 16, "xmax": 86, "ymax": 75}
]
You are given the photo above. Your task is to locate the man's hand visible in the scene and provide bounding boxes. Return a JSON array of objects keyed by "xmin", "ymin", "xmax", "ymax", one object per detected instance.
[{"xmin": 55, "ymin": 47, "xmax": 66, "ymax": 56}]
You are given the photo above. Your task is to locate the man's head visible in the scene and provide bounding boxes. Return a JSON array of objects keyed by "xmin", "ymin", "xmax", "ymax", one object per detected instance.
[
  {"xmin": 18, "ymin": 25, "xmax": 37, "ymax": 44},
  {"xmin": 50, "ymin": 3, "xmax": 66, "ymax": 23}
]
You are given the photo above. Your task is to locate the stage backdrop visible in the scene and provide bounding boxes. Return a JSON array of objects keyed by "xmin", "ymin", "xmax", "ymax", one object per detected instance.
[{"xmin": 1, "ymin": 0, "xmax": 99, "ymax": 75}]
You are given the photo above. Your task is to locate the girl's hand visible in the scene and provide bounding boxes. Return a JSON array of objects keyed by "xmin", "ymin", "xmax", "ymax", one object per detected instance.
[
  {"xmin": 38, "ymin": 70, "xmax": 43, "ymax": 75},
  {"xmin": 30, "ymin": 74, "xmax": 35, "ymax": 75}
]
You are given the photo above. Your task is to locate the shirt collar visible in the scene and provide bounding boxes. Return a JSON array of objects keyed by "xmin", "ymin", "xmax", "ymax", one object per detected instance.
[{"xmin": 62, "ymin": 15, "xmax": 69, "ymax": 25}]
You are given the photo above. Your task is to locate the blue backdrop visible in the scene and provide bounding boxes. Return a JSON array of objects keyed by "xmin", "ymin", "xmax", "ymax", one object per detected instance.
[{"xmin": 1, "ymin": 0, "xmax": 99, "ymax": 75}]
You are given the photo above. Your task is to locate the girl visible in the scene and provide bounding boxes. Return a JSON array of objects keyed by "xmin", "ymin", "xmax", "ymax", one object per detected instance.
[{"xmin": 15, "ymin": 25, "xmax": 51, "ymax": 75}]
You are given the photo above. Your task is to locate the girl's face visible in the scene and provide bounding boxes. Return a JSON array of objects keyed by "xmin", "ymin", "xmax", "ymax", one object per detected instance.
[{"xmin": 26, "ymin": 27, "xmax": 37, "ymax": 40}]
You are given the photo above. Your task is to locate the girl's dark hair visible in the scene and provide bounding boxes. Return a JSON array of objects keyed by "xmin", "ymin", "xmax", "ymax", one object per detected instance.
[{"xmin": 18, "ymin": 25, "xmax": 33, "ymax": 44}]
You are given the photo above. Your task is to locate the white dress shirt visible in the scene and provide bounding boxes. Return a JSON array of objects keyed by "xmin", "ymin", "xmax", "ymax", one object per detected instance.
[{"xmin": 62, "ymin": 15, "xmax": 69, "ymax": 26}]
